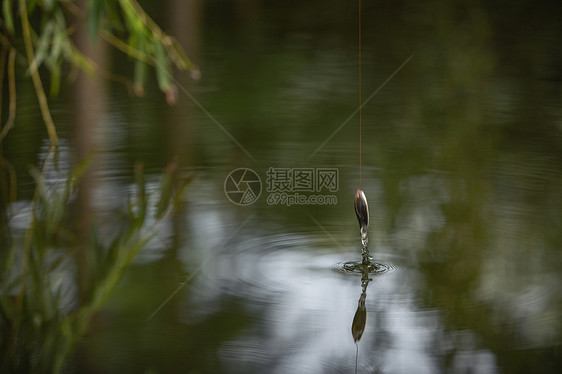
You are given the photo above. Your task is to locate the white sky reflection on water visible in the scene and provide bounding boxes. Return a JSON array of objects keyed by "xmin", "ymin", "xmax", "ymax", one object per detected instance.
[{"xmin": 177, "ymin": 224, "xmax": 445, "ymax": 373}]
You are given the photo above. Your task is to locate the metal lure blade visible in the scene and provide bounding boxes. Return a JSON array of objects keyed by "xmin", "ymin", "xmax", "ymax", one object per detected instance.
[{"xmin": 354, "ymin": 189, "xmax": 369, "ymax": 230}]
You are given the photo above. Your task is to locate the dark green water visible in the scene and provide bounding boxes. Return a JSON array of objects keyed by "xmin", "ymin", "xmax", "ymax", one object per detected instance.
[{"xmin": 1, "ymin": 0, "xmax": 561, "ymax": 373}]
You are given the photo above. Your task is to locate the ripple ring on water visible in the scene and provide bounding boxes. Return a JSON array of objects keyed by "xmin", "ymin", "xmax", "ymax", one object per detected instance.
[{"xmin": 332, "ymin": 259, "xmax": 395, "ymax": 276}]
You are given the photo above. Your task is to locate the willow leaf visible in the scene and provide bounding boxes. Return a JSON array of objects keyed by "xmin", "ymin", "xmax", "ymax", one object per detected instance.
[
  {"xmin": 133, "ymin": 58, "xmax": 147, "ymax": 96},
  {"xmin": 153, "ymin": 41, "xmax": 172, "ymax": 91},
  {"xmin": 87, "ymin": 0, "xmax": 105, "ymax": 43},
  {"xmin": 49, "ymin": 64, "xmax": 61, "ymax": 97},
  {"xmin": 32, "ymin": 20, "xmax": 54, "ymax": 70},
  {"xmin": 2, "ymin": 0, "xmax": 14, "ymax": 34}
]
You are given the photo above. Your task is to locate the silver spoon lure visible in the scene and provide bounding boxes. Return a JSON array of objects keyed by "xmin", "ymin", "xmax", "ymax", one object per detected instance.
[{"xmin": 354, "ymin": 189, "xmax": 370, "ymax": 264}]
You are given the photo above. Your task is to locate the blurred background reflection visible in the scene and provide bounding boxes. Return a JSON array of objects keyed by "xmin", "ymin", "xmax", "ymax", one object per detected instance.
[{"xmin": 1, "ymin": 0, "xmax": 560, "ymax": 373}]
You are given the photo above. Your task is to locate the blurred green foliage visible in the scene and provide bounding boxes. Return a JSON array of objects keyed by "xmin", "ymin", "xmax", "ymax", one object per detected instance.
[
  {"xmin": 0, "ymin": 0, "xmax": 197, "ymax": 144},
  {"xmin": 0, "ymin": 147, "xmax": 191, "ymax": 373}
]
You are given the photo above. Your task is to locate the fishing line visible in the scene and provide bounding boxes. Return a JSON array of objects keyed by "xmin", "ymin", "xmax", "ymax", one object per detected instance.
[
  {"xmin": 355, "ymin": 342, "xmax": 359, "ymax": 373},
  {"xmin": 359, "ymin": 0, "xmax": 362, "ymax": 189}
]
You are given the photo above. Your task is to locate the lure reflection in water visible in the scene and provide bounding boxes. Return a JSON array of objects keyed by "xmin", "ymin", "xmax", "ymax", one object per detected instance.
[
  {"xmin": 354, "ymin": 189, "xmax": 370, "ymax": 264},
  {"xmin": 351, "ymin": 267, "xmax": 370, "ymax": 343},
  {"xmin": 351, "ymin": 264, "xmax": 371, "ymax": 373}
]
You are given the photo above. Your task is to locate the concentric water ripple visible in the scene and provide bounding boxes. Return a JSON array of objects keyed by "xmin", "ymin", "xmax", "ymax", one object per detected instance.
[{"xmin": 332, "ymin": 258, "xmax": 396, "ymax": 276}]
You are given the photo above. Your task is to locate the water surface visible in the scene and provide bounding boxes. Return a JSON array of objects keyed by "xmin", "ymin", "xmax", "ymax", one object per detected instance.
[{"xmin": 1, "ymin": 0, "xmax": 561, "ymax": 373}]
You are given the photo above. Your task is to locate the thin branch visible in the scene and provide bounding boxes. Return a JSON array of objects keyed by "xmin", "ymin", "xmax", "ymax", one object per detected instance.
[
  {"xmin": 0, "ymin": 33, "xmax": 14, "ymax": 51},
  {"xmin": 101, "ymin": 30, "xmax": 152, "ymax": 64},
  {"xmin": 98, "ymin": 68, "xmax": 135, "ymax": 95},
  {"xmin": 0, "ymin": 48, "xmax": 5, "ymax": 121},
  {"xmin": 0, "ymin": 155, "xmax": 18, "ymax": 210},
  {"xmin": 123, "ymin": 0, "xmax": 192, "ymax": 70},
  {"xmin": 0, "ymin": 33, "xmax": 34, "ymax": 66},
  {"xmin": 0, "ymin": 49, "xmax": 16, "ymax": 142},
  {"xmin": 19, "ymin": 0, "xmax": 59, "ymax": 144}
]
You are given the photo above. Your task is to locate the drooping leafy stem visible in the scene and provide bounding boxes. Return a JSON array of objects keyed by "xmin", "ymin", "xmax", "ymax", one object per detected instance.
[
  {"xmin": 0, "ymin": 146, "xmax": 193, "ymax": 373},
  {"xmin": 0, "ymin": 0, "xmax": 197, "ymax": 143},
  {"xmin": 0, "ymin": 144, "xmax": 56, "ymax": 373},
  {"xmin": 18, "ymin": 0, "xmax": 59, "ymax": 143}
]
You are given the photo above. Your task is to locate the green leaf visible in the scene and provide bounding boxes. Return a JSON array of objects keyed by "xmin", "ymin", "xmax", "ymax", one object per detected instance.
[
  {"xmin": 153, "ymin": 41, "xmax": 172, "ymax": 91},
  {"xmin": 69, "ymin": 153, "xmax": 94, "ymax": 186},
  {"xmin": 2, "ymin": 0, "xmax": 14, "ymax": 34},
  {"xmin": 0, "ymin": 295, "xmax": 16, "ymax": 321},
  {"xmin": 170, "ymin": 38, "xmax": 193, "ymax": 70},
  {"xmin": 69, "ymin": 46, "xmax": 96, "ymax": 76},
  {"xmin": 173, "ymin": 173, "xmax": 195, "ymax": 210},
  {"xmin": 133, "ymin": 58, "xmax": 147, "ymax": 96},
  {"xmin": 32, "ymin": 20, "xmax": 54, "ymax": 70},
  {"xmin": 156, "ymin": 168, "xmax": 173, "ymax": 218},
  {"xmin": 87, "ymin": 0, "xmax": 105, "ymax": 43},
  {"xmin": 132, "ymin": 31, "xmax": 147, "ymax": 94},
  {"xmin": 27, "ymin": 0, "xmax": 39, "ymax": 13},
  {"xmin": 43, "ymin": 0, "xmax": 54, "ymax": 12},
  {"xmin": 53, "ymin": 6, "xmax": 66, "ymax": 27},
  {"xmin": 64, "ymin": 153, "xmax": 94, "ymax": 200},
  {"xmin": 103, "ymin": 235, "xmax": 122, "ymax": 277},
  {"xmin": 120, "ymin": 0, "xmax": 143, "ymax": 34},
  {"xmin": 49, "ymin": 64, "xmax": 61, "ymax": 97},
  {"xmin": 105, "ymin": 0, "xmax": 124, "ymax": 31}
]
